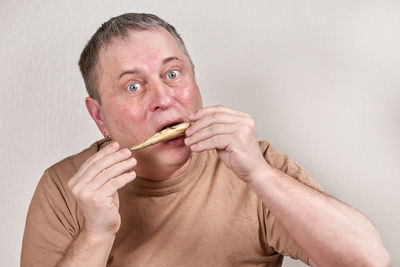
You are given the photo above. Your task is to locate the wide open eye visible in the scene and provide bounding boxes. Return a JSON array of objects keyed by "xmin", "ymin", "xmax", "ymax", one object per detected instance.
[
  {"xmin": 167, "ymin": 70, "xmax": 180, "ymax": 80},
  {"xmin": 127, "ymin": 83, "xmax": 141, "ymax": 92}
]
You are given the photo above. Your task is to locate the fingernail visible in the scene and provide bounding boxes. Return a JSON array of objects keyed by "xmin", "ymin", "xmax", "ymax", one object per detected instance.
[
  {"xmin": 123, "ymin": 149, "xmax": 132, "ymax": 156},
  {"xmin": 111, "ymin": 142, "xmax": 118, "ymax": 148},
  {"xmin": 184, "ymin": 138, "xmax": 190, "ymax": 145}
]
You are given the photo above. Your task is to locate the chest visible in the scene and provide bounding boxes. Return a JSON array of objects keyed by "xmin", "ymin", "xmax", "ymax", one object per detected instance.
[{"xmin": 108, "ymin": 173, "xmax": 276, "ymax": 266}]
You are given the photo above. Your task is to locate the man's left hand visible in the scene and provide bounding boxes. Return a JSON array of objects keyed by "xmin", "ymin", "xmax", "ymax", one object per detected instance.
[{"xmin": 185, "ymin": 105, "xmax": 269, "ymax": 183}]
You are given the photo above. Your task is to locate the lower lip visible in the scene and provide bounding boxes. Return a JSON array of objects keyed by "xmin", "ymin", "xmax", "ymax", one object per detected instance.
[{"xmin": 163, "ymin": 135, "xmax": 186, "ymax": 146}]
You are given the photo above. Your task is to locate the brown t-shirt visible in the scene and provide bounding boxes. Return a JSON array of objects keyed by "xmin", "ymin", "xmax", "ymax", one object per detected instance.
[{"xmin": 21, "ymin": 139, "xmax": 322, "ymax": 266}]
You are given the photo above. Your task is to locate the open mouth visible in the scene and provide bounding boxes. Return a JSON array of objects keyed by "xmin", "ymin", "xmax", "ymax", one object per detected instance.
[
  {"xmin": 157, "ymin": 120, "xmax": 184, "ymax": 132},
  {"xmin": 129, "ymin": 120, "xmax": 189, "ymax": 151},
  {"xmin": 155, "ymin": 120, "xmax": 188, "ymax": 146}
]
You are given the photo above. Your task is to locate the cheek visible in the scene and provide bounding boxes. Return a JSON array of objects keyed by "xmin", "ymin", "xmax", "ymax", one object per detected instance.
[
  {"xmin": 105, "ymin": 103, "xmax": 144, "ymax": 132},
  {"xmin": 179, "ymin": 82, "xmax": 202, "ymax": 111}
]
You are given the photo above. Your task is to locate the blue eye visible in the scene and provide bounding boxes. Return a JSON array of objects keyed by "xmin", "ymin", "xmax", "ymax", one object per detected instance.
[
  {"xmin": 167, "ymin": 70, "xmax": 179, "ymax": 80},
  {"xmin": 127, "ymin": 83, "xmax": 140, "ymax": 92}
]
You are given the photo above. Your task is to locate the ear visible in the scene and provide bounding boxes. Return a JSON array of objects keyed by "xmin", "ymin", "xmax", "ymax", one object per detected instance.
[
  {"xmin": 85, "ymin": 97, "xmax": 110, "ymax": 138},
  {"xmin": 191, "ymin": 63, "xmax": 196, "ymax": 76}
]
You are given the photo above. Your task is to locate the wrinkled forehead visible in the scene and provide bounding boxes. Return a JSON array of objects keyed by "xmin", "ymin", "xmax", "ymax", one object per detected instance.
[
  {"xmin": 94, "ymin": 28, "xmax": 192, "ymax": 97},
  {"xmin": 96, "ymin": 28, "xmax": 189, "ymax": 74}
]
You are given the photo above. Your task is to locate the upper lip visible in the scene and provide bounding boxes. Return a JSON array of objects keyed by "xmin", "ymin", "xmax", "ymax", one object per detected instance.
[{"xmin": 155, "ymin": 118, "xmax": 184, "ymax": 133}]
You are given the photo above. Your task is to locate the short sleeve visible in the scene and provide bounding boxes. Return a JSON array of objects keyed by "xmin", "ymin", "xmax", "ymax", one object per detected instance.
[
  {"xmin": 21, "ymin": 168, "xmax": 81, "ymax": 267},
  {"xmin": 258, "ymin": 141, "xmax": 323, "ymax": 264}
]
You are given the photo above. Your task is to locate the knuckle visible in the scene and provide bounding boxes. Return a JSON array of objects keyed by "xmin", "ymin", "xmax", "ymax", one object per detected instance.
[
  {"xmin": 70, "ymin": 186, "xmax": 79, "ymax": 197},
  {"xmin": 67, "ymin": 179, "xmax": 74, "ymax": 189},
  {"xmin": 242, "ymin": 124, "xmax": 252, "ymax": 134},
  {"xmin": 100, "ymin": 168, "xmax": 110, "ymax": 178},
  {"xmin": 248, "ymin": 118, "xmax": 255, "ymax": 127},
  {"xmin": 90, "ymin": 193, "xmax": 102, "ymax": 206},
  {"xmin": 79, "ymin": 190, "xmax": 91, "ymax": 202},
  {"xmin": 214, "ymin": 135, "xmax": 222, "ymax": 145},
  {"xmin": 210, "ymin": 124, "xmax": 218, "ymax": 133},
  {"xmin": 244, "ymin": 113, "xmax": 252, "ymax": 119},
  {"xmin": 110, "ymin": 178, "xmax": 122, "ymax": 189},
  {"xmin": 91, "ymin": 161, "xmax": 103, "ymax": 173},
  {"xmin": 234, "ymin": 131, "xmax": 246, "ymax": 142},
  {"xmin": 239, "ymin": 133, "xmax": 247, "ymax": 143}
]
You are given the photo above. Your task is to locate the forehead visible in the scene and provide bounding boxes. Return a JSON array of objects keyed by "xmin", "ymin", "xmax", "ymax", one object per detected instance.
[{"xmin": 97, "ymin": 28, "xmax": 186, "ymax": 71}]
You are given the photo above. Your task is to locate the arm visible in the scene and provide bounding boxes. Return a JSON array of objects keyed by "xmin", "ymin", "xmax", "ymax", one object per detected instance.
[
  {"xmin": 248, "ymin": 162, "xmax": 390, "ymax": 267},
  {"xmin": 185, "ymin": 105, "xmax": 390, "ymax": 267},
  {"xmin": 22, "ymin": 142, "xmax": 136, "ymax": 267},
  {"xmin": 56, "ymin": 231, "xmax": 115, "ymax": 267}
]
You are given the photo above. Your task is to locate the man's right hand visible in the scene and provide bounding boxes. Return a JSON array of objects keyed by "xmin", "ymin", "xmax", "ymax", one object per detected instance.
[{"xmin": 67, "ymin": 142, "xmax": 136, "ymax": 237}]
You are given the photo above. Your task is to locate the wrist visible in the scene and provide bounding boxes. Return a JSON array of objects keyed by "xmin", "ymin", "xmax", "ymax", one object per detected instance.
[
  {"xmin": 244, "ymin": 161, "xmax": 275, "ymax": 186},
  {"xmin": 80, "ymin": 228, "xmax": 116, "ymax": 245}
]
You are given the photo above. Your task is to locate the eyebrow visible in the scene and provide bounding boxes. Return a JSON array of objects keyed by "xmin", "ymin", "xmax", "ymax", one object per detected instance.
[
  {"xmin": 119, "ymin": 68, "xmax": 141, "ymax": 79},
  {"xmin": 162, "ymin": 56, "xmax": 182, "ymax": 65},
  {"xmin": 118, "ymin": 56, "xmax": 182, "ymax": 79}
]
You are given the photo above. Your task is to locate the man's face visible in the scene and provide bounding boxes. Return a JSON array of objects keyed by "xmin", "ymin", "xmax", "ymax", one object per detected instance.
[{"xmin": 89, "ymin": 28, "xmax": 202, "ymax": 174}]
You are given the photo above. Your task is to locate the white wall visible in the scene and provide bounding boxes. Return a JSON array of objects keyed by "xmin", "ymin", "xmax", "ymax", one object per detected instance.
[{"xmin": 1, "ymin": 1, "xmax": 399, "ymax": 266}]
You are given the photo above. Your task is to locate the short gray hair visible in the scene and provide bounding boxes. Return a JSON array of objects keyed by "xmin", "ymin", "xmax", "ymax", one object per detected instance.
[{"xmin": 78, "ymin": 13, "xmax": 192, "ymax": 101}]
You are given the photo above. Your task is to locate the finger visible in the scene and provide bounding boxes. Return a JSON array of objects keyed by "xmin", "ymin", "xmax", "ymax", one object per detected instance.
[
  {"xmin": 185, "ymin": 123, "xmax": 237, "ymax": 146},
  {"xmin": 70, "ymin": 142, "xmax": 120, "ymax": 184},
  {"xmin": 189, "ymin": 134, "xmax": 232, "ymax": 153},
  {"xmin": 86, "ymin": 157, "xmax": 137, "ymax": 191},
  {"xmin": 73, "ymin": 148, "xmax": 132, "ymax": 188},
  {"xmin": 96, "ymin": 172, "xmax": 136, "ymax": 197},
  {"xmin": 189, "ymin": 105, "xmax": 247, "ymax": 121},
  {"xmin": 186, "ymin": 112, "xmax": 248, "ymax": 137}
]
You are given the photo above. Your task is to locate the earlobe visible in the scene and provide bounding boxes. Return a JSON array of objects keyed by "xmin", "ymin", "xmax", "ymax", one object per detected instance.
[{"xmin": 85, "ymin": 97, "xmax": 110, "ymax": 138}]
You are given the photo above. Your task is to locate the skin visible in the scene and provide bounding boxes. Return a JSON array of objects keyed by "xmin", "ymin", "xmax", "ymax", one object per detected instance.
[
  {"xmin": 60, "ymin": 28, "xmax": 203, "ymax": 266},
  {"xmin": 59, "ymin": 28, "xmax": 391, "ymax": 267},
  {"xmin": 185, "ymin": 105, "xmax": 391, "ymax": 266},
  {"xmin": 86, "ymin": 28, "xmax": 202, "ymax": 180}
]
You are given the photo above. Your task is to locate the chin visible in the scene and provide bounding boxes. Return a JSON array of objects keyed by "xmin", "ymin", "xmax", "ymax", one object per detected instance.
[
  {"xmin": 136, "ymin": 140, "xmax": 191, "ymax": 166},
  {"xmin": 159, "ymin": 144, "xmax": 192, "ymax": 167},
  {"xmin": 132, "ymin": 144, "xmax": 191, "ymax": 180}
]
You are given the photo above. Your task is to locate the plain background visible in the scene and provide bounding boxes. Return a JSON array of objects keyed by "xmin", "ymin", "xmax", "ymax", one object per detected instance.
[{"xmin": 1, "ymin": 0, "xmax": 399, "ymax": 266}]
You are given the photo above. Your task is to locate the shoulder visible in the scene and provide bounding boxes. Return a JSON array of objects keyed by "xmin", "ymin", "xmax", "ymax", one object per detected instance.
[
  {"xmin": 34, "ymin": 138, "xmax": 110, "ymax": 198},
  {"xmin": 45, "ymin": 138, "xmax": 109, "ymax": 184},
  {"xmin": 21, "ymin": 140, "xmax": 109, "ymax": 263},
  {"xmin": 258, "ymin": 140, "xmax": 291, "ymax": 169},
  {"xmin": 258, "ymin": 140, "xmax": 323, "ymax": 191},
  {"xmin": 29, "ymin": 138, "xmax": 110, "ymax": 222}
]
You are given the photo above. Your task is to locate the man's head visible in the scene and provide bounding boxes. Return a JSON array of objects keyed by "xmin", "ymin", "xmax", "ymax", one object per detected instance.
[
  {"xmin": 79, "ymin": 13, "xmax": 193, "ymax": 102},
  {"xmin": 79, "ymin": 13, "xmax": 202, "ymax": 179}
]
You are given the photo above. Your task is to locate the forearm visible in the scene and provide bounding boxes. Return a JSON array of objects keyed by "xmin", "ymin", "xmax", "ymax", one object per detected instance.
[
  {"xmin": 248, "ymin": 163, "xmax": 390, "ymax": 267},
  {"xmin": 56, "ymin": 230, "xmax": 115, "ymax": 267}
]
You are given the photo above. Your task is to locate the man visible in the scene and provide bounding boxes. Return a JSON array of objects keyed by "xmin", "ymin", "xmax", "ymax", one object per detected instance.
[{"xmin": 21, "ymin": 13, "xmax": 390, "ymax": 266}]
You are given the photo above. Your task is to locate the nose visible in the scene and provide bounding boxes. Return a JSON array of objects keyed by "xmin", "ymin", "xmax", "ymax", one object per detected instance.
[{"xmin": 148, "ymin": 82, "xmax": 174, "ymax": 112}]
